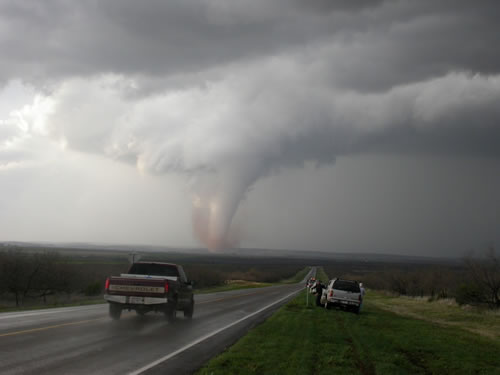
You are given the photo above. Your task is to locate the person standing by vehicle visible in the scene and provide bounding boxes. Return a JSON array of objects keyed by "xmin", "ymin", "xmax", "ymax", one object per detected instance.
[
  {"xmin": 359, "ymin": 282, "xmax": 366, "ymax": 311},
  {"xmin": 315, "ymin": 280, "xmax": 325, "ymax": 306}
]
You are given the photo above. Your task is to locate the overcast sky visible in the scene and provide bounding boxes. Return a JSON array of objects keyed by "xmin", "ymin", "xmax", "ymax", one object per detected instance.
[{"xmin": 1, "ymin": 0, "xmax": 499, "ymax": 256}]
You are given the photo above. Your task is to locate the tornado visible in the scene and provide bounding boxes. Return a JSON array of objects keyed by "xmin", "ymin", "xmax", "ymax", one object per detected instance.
[{"xmin": 190, "ymin": 162, "xmax": 260, "ymax": 251}]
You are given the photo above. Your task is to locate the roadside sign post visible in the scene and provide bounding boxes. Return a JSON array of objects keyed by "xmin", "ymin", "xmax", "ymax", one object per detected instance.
[{"xmin": 128, "ymin": 252, "xmax": 139, "ymax": 264}]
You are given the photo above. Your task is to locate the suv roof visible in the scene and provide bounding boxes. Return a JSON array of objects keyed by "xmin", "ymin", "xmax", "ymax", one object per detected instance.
[
  {"xmin": 335, "ymin": 278, "xmax": 358, "ymax": 283},
  {"xmin": 332, "ymin": 279, "xmax": 360, "ymax": 293}
]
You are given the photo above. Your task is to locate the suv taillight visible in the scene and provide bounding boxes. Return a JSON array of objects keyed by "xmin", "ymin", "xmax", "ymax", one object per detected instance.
[
  {"xmin": 329, "ymin": 290, "xmax": 333, "ymax": 297},
  {"xmin": 105, "ymin": 277, "xmax": 110, "ymax": 291},
  {"xmin": 164, "ymin": 281, "xmax": 169, "ymax": 293}
]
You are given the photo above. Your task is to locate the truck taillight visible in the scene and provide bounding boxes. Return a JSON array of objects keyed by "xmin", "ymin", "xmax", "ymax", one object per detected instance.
[
  {"xmin": 164, "ymin": 281, "xmax": 169, "ymax": 293},
  {"xmin": 329, "ymin": 290, "xmax": 333, "ymax": 297},
  {"xmin": 105, "ymin": 277, "xmax": 110, "ymax": 291}
]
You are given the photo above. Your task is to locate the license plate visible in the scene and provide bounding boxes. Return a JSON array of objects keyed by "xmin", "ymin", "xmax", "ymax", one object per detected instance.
[{"xmin": 129, "ymin": 296, "xmax": 144, "ymax": 304}]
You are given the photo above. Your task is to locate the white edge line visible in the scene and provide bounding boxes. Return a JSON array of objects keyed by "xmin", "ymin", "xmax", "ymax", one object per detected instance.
[{"xmin": 128, "ymin": 287, "xmax": 304, "ymax": 375}]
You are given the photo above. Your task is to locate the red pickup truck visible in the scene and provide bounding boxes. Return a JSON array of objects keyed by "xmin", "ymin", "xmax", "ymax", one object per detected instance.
[{"xmin": 104, "ymin": 261, "xmax": 194, "ymax": 322}]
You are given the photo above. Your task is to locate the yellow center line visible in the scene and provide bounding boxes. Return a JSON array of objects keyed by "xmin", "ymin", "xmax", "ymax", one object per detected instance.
[{"xmin": 0, "ymin": 317, "xmax": 107, "ymax": 338}]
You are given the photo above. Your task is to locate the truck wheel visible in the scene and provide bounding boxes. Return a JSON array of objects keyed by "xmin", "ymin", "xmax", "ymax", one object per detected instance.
[
  {"xmin": 184, "ymin": 300, "xmax": 194, "ymax": 319},
  {"xmin": 109, "ymin": 304, "xmax": 122, "ymax": 320},
  {"xmin": 165, "ymin": 301, "xmax": 177, "ymax": 323}
]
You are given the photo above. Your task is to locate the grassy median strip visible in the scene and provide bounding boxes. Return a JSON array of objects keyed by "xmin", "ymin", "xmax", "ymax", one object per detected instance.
[
  {"xmin": 197, "ymin": 290, "xmax": 500, "ymax": 374},
  {"xmin": 279, "ymin": 266, "xmax": 312, "ymax": 284},
  {"xmin": 196, "ymin": 267, "xmax": 312, "ymax": 294},
  {"xmin": 314, "ymin": 266, "xmax": 329, "ymax": 283}
]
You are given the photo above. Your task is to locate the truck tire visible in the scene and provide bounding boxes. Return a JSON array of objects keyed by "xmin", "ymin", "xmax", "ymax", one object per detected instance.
[
  {"xmin": 165, "ymin": 301, "xmax": 177, "ymax": 323},
  {"xmin": 109, "ymin": 304, "xmax": 122, "ymax": 320},
  {"xmin": 184, "ymin": 299, "xmax": 194, "ymax": 319}
]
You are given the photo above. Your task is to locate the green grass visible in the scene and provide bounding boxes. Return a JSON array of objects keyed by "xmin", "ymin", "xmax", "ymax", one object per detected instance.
[
  {"xmin": 369, "ymin": 291, "xmax": 500, "ymax": 340},
  {"xmin": 197, "ymin": 291, "xmax": 500, "ymax": 375}
]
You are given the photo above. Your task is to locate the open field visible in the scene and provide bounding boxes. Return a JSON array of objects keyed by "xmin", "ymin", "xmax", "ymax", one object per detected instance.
[
  {"xmin": 197, "ymin": 273, "xmax": 500, "ymax": 374},
  {"xmin": 369, "ymin": 291, "xmax": 500, "ymax": 340}
]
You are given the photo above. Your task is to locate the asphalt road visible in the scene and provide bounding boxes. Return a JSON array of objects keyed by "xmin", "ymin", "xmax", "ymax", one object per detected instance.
[{"xmin": 0, "ymin": 268, "xmax": 314, "ymax": 375}]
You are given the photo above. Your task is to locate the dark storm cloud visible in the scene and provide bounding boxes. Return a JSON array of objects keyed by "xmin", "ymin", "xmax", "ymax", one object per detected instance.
[
  {"xmin": 1, "ymin": 0, "xmax": 499, "ymax": 90},
  {"xmin": 2, "ymin": 0, "xmax": 500, "ymax": 168},
  {"xmin": 329, "ymin": 2, "xmax": 500, "ymax": 91},
  {"xmin": 0, "ymin": 0, "xmax": 321, "ymax": 83}
]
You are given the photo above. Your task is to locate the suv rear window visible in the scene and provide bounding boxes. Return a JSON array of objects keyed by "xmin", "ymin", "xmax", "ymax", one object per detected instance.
[
  {"xmin": 333, "ymin": 280, "xmax": 360, "ymax": 293},
  {"xmin": 128, "ymin": 263, "xmax": 179, "ymax": 277}
]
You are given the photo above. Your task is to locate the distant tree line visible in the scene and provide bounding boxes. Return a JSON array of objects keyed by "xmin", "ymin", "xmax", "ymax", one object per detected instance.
[
  {"xmin": 460, "ymin": 247, "xmax": 499, "ymax": 308},
  {"xmin": 183, "ymin": 264, "xmax": 304, "ymax": 288},
  {"xmin": 0, "ymin": 251, "xmax": 74, "ymax": 306},
  {"xmin": 0, "ymin": 249, "xmax": 129, "ymax": 307},
  {"xmin": 0, "ymin": 248, "xmax": 305, "ymax": 307},
  {"xmin": 324, "ymin": 247, "xmax": 499, "ymax": 309}
]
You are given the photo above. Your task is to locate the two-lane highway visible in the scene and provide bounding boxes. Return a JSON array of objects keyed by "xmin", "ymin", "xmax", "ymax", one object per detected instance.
[{"xmin": 0, "ymin": 268, "xmax": 314, "ymax": 374}]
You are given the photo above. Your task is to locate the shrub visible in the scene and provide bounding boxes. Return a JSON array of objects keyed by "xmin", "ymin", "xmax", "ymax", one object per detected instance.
[
  {"xmin": 455, "ymin": 283, "xmax": 484, "ymax": 306},
  {"xmin": 84, "ymin": 281, "xmax": 102, "ymax": 296}
]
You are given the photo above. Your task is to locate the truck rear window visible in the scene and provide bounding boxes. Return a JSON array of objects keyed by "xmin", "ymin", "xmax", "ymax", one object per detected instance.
[
  {"xmin": 333, "ymin": 280, "xmax": 360, "ymax": 293},
  {"xmin": 128, "ymin": 263, "xmax": 179, "ymax": 277}
]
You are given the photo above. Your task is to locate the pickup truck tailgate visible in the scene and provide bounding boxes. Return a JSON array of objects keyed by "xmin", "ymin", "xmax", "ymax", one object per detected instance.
[
  {"xmin": 107, "ymin": 277, "xmax": 167, "ymax": 297},
  {"xmin": 332, "ymin": 289, "xmax": 359, "ymax": 304}
]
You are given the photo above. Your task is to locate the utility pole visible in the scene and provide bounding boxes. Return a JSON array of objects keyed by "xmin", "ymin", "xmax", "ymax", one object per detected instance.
[{"xmin": 129, "ymin": 252, "xmax": 138, "ymax": 264}]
